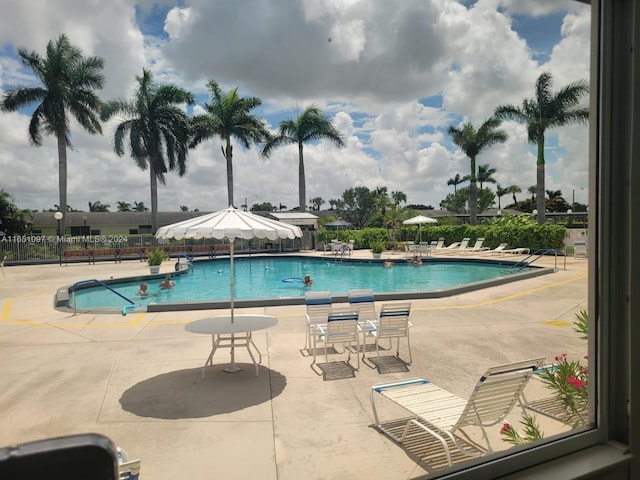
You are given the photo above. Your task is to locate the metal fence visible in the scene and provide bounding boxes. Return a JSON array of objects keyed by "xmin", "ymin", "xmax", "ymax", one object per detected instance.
[{"xmin": 0, "ymin": 234, "xmax": 303, "ymax": 264}]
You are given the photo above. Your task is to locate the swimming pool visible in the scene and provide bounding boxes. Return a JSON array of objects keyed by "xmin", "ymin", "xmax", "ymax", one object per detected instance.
[{"xmin": 63, "ymin": 255, "xmax": 552, "ymax": 313}]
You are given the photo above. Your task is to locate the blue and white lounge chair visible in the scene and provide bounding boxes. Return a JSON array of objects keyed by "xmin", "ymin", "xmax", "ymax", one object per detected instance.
[{"xmin": 370, "ymin": 358, "xmax": 544, "ymax": 466}]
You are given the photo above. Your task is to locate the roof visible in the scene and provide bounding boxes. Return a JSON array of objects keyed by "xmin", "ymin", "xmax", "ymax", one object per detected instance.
[{"xmin": 267, "ymin": 212, "xmax": 319, "ymax": 226}]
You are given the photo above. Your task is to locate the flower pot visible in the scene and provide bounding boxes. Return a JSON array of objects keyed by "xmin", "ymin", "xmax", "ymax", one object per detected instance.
[
  {"xmin": 372, "ymin": 253, "xmax": 382, "ymax": 259},
  {"xmin": 149, "ymin": 265, "xmax": 160, "ymax": 274}
]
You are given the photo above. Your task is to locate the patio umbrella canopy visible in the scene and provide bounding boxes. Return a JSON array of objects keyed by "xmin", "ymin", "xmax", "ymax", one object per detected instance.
[
  {"xmin": 155, "ymin": 207, "xmax": 303, "ymax": 322},
  {"xmin": 403, "ymin": 214, "xmax": 438, "ymax": 242}
]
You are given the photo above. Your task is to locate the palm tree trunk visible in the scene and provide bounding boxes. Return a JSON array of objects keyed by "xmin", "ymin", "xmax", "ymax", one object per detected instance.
[
  {"xmin": 223, "ymin": 139, "xmax": 234, "ymax": 207},
  {"xmin": 298, "ymin": 142, "xmax": 305, "ymax": 212},
  {"xmin": 150, "ymin": 166, "xmax": 159, "ymax": 234},
  {"xmin": 536, "ymin": 135, "xmax": 546, "ymax": 224},
  {"xmin": 56, "ymin": 133, "xmax": 67, "ymax": 236},
  {"xmin": 469, "ymin": 156, "xmax": 477, "ymax": 225}
]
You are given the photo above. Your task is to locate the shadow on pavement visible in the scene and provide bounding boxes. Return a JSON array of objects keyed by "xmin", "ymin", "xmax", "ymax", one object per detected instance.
[{"xmin": 119, "ymin": 365, "xmax": 286, "ymax": 419}]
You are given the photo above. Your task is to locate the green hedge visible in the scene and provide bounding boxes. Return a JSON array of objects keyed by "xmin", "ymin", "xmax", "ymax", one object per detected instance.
[{"xmin": 318, "ymin": 215, "xmax": 566, "ymax": 252}]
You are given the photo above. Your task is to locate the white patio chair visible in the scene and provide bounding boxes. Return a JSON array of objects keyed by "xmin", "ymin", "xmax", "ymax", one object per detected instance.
[
  {"xmin": 574, "ymin": 241, "xmax": 588, "ymax": 258},
  {"xmin": 370, "ymin": 358, "xmax": 544, "ymax": 466},
  {"xmin": 348, "ymin": 289, "xmax": 377, "ymax": 324},
  {"xmin": 312, "ymin": 307, "xmax": 360, "ymax": 369},
  {"xmin": 362, "ymin": 303, "xmax": 412, "ymax": 364},
  {"xmin": 304, "ymin": 291, "xmax": 332, "ymax": 350}
]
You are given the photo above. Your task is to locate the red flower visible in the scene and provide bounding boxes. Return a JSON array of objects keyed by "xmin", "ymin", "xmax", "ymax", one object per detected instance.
[
  {"xmin": 567, "ymin": 376, "xmax": 585, "ymax": 389},
  {"xmin": 500, "ymin": 422, "xmax": 512, "ymax": 435}
]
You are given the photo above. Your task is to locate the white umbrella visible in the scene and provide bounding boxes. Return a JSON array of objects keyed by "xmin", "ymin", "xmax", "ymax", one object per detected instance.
[
  {"xmin": 156, "ymin": 207, "xmax": 303, "ymax": 322},
  {"xmin": 403, "ymin": 215, "xmax": 438, "ymax": 242}
]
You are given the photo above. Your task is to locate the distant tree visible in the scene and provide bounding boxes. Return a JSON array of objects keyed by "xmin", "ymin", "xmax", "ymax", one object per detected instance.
[
  {"xmin": 116, "ymin": 201, "xmax": 132, "ymax": 212},
  {"xmin": 448, "ymin": 118, "xmax": 507, "ymax": 225},
  {"xmin": 391, "ymin": 190, "xmax": 407, "ymax": 207},
  {"xmin": 261, "ymin": 105, "xmax": 344, "ymax": 212},
  {"xmin": 88, "ymin": 201, "xmax": 110, "ymax": 212},
  {"xmin": 528, "ymin": 185, "xmax": 537, "ymax": 202},
  {"xmin": 191, "ymin": 79, "xmax": 269, "ymax": 208},
  {"xmin": 0, "ymin": 34, "xmax": 105, "ymax": 236},
  {"xmin": 495, "ymin": 71, "xmax": 589, "ymax": 224},
  {"xmin": 406, "ymin": 204, "xmax": 434, "ymax": 210},
  {"xmin": 310, "ymin": 197, "xmax": 325, "ymax": 211},
  {"xmin": 546, "ymin": 189, "xmax": 570, "ymax": 212},
  {"xmin": 496, "ymin": 183, "xmax": 508, "ymax": 209},
  {"xmin": 278, "ymin": 203, "xmax": 287, "ymax": 211},
  {"xmin": 440, "ymin": 189, "xmax": 468, "ymax": 214},
  {"xmin": 506, "ymin": 185, "xmax": 522, "ymax": 205},
  {"xmin": 133, "ymin": 201, "xmax": 149, "ymax": 212},
  {"xmin": 447, "ymin": 173, "xmax": 467, "ymax": 194},
  {"xmin": 101, "ymin": 69, "xmax": 194, "ymax": 232},
  {"xmin": 336, "ymin": 186, "xmax": 379, "ymax": 228},
  {"xmin": 180, "ymin": 205, "xmax": 189, "ymax": 212},
  {"xmin": 250, "ymin": 202, "xmax": 274, "ymax": 211},
  {"xmin": 477, "ymin": 164, "xmax": 497, "ymax": 189},
  {"xmin": 0, "ymin": 190, "xmax": 33, "ymax": 235}
]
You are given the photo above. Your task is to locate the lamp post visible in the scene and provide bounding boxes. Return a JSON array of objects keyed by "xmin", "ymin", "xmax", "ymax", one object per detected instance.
[
  {"xmin": 54, "ymin": 211, "xmax": 63, "ymax": 266},
  {"xmin": 83, "ymin": 216, "xmax": 88, "ymax": 248}
]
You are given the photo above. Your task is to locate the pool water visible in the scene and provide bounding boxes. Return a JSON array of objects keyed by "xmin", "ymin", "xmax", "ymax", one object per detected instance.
[{"xmin": 71, "ymin": 256, "xmax": 526, "ymax": 311}]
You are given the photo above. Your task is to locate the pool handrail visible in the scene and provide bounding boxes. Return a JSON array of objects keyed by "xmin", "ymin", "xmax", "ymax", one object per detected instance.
[
  {"xmin": 511, "ymin": 249, "xmax": 565, "ymax": 271},
  {"xmin": 70, "ymin": 279, "xmax": 135, "ymax": 315}
]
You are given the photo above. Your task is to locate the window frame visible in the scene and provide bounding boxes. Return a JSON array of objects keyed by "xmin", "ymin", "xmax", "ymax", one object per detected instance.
[{"xmin": 435, "ymin": 0, "xmax": 638, "ymax": 478}]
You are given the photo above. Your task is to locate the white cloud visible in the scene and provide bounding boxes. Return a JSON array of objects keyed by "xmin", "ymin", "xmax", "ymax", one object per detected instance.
[{"xmin": 0, "ymin": 0, "xmax": 590, "ymax": 215}]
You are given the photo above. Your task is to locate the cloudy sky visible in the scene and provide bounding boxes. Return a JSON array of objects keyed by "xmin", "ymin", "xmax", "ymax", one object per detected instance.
[{"xmin": 0, "ymin": 0, "xmax": 590, "ymax": 214}]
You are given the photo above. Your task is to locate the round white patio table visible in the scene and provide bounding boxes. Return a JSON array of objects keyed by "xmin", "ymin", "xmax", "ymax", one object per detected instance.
[{"xmin": 185, "ymin": 314, "xmax": 278, "ymax": 377}]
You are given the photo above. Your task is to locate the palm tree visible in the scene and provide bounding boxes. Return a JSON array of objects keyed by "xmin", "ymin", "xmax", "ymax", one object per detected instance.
[
  {"xmin": 446, "ymin": 173, "xmax": 467, "ymax": 193},
  {"xmin": 190, "ymin": 79, "xmax": 269, "ymax": 208},
  {"xmin": 133, "ymin": 201, "xmax": 148, "ymax": 212},
  {"xmin": 506, "ymin": 185, "xmax": 522, "ymax": 205},
  {"xmin": 88, "ymin": 201, "xmax": 110, "ymax": 212},
  {"xmin": 447, "ymin": 118, "xmax": 507, "ymax": 225},
  {"xmin": 495, "ymin": 71, "xmax": 589, "ymax": 224},
  {"xmin": 495, "ymin": 183, "xmax": 508, "ymax": 209},
  {"xmin": 261, "ymin": 105, "xmax": 344, "ymax": 212},
  {"xmin": 116, "ymin": 201, "xmax": 132, "ymax": 212},
  {"xmin": 101, "ymin": 69, "xmax": 194, "ymax": 233},
  {"xmin": 0, "ymin": 34, "xmax": 105, "ymax": 236},
  {"xmin": 477, "ymin": 164, "xmax": 497, "ymax": 189},
  {"xmin": 310, "ymin": 197, "xmax": 324, "ymax": 211},
  {"xmin": 391, "ymin": 190, "xmax": 407, "ymax": 207},
  {"xmin": 528, "ymin": 185, "xmax": 537, "ymax": 202}
]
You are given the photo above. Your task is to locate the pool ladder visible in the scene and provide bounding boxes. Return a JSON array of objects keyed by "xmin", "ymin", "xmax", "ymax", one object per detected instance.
[
  {"xmin": 509, "ymin": 249, "xmax": 566, "ymax": 271},
  {"xmin": 70, "ymin": 279, "xmax": 135, "ymax": 316}
]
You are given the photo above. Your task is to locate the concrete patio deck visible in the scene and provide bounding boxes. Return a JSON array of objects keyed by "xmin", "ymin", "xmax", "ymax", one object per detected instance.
[{"xmin": 0, "ymin": 250, "xmax": 588, "ymax": 479}]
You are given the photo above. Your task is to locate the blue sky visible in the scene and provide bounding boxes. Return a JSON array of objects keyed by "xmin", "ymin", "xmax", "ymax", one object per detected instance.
[{"xmin": 0, "ymin": 0, "xmax": 590, "ymax": 213}]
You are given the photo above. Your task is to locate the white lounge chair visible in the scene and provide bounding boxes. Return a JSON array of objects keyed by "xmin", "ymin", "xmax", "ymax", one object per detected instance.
[
  {"xmin": 304, "ymin": 291, "xmax": 332, "ymax": 350},
  {"xmin": 483, "ymin": 242, "xmax": 508, "ymax": 255},
  {"xmin": 370, "ymin": 358, "xmax": 544, "ymax": 466},
  {"xmin": 439, "ymin": 238, "xmax": 470, "ymax": 255},
  {"xmin": 463, "ymin": 238, "xmax": 489, "ymax": 254},
  {"xmin": 362, "ymin": 303, "xmax": 412, "ymax": 364},
  {"xmin": 312, "ymin": 307, "xmax": 360, "ymax": 369}
]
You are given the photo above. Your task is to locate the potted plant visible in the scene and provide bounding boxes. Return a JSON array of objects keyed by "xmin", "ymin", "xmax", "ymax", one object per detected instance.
[
  {"xmin": 146, "ymin": 249, "xmax": 167, "ymax": 274},
  {"xmin": 370, "ymin": 241, "xmax": 385, "ymax": 259}
]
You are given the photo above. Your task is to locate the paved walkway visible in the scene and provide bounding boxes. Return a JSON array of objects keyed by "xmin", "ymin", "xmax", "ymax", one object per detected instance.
[{"xmin": 0, "ymin": 251, "xmax": 588, "ymax": 479}]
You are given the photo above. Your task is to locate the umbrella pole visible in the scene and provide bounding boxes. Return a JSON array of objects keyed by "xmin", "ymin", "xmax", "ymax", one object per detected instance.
[{"xmin": 225, "ymin": 240, "xmax": 241, "ymax": 373}]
